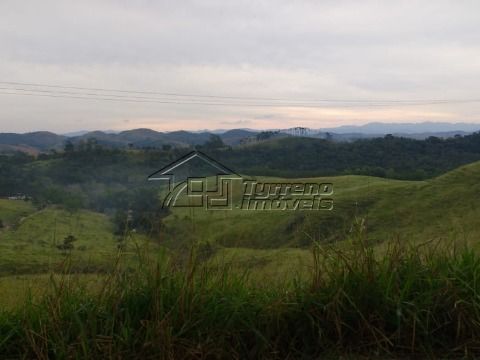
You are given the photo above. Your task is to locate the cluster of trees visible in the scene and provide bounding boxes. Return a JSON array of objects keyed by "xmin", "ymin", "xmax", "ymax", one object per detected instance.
[
  {"xmin": 0, "ymin": 143, "xmax": 173, "ymax": 238},
  {"xmin": 208, "ymin": 132, "xmax": 480, "ymax": 180},
  {"xmin": 109, "ymin": 188, "xmax": 169, "ymax": 237},
  {"xmin": 195, "ymin": 134, "xmax": 227, "ymax": 150},
  {"xmin": 0, "ymin": 152, "xmax": 35, "ymax": 197},
  {"xmin": 2, "ymin": 132, "xmax": 480, "ymax": 235}
]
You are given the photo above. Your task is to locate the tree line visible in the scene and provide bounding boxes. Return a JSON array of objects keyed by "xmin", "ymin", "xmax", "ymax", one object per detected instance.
[{"xmin": 2, "ymin": 132, "xmax": 480, "ymax": 235}]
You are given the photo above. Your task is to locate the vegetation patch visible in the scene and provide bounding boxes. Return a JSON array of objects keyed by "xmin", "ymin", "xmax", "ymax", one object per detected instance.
[{"xmin": 1, "ymin": 236, "xmax": 480, "ymax": 358}]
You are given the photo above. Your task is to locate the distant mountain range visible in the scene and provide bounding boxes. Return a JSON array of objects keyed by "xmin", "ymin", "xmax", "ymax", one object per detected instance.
[
  {"xmin": 0, "ymin": 128, "xmax": 261, "ymax": 153},
  {"xmin": 0, "ymin": 122, "xmax": 479, "ymax": 154},
  {"xmin": 319, "ymin": 121, "xmax": 480, "ymax": 134}
]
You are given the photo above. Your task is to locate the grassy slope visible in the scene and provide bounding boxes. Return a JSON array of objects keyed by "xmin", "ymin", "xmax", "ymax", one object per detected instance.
[
  {"xmin": 366, "ymin": 160, "xmax": 480, "ymax": 246},
  {"xmin": 1, "ymin": 160, "xmax": 479, "ymax": 280},
  {"xmin": 162, "ymin": 175, "xmax": 413, "ymax": 246},
  {"xmin": 0, "ymin": 273, "xmax": 103, "ymax": 309},
  {"xmin": 162, "ymin": 161, "xmax": 480, "ymax": 277},
  {"xmin": 1, "ymin": 160, "xmax": 480, "ymax": 356},
  {"xmin": 161, "ymin": 175, "xmax": 418, "ymax": 279},
  {"xmin": 0, "ymin": 206, "xmax": 152, "ymax": 274},
  {"xmin": 2, "ymin": 240, "xmax": 480, "ymax": 358},
  {"xmin": 0, "ymin": 199, "xmax": 36, "ymax": 226}
]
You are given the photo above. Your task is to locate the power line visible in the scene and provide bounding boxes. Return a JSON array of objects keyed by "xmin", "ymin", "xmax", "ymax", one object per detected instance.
[
  {"xmin": 1, "ymin": 81, "xmax": 480, "ymax": 108},
  {"xmin": 2, "ymin": 89, "xmax": 475, "ymax": 108},
  {"xmin": 1, "ymin": 80, "xmax": 477, "ymax": 104},
  {"xmin": 1, "ymin": 81, "xmax": 349, "ymax": 102}
]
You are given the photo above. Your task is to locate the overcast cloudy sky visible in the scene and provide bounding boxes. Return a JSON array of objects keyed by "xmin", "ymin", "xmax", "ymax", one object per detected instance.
[{"xmin": 1, "ymin": 0, "xmax": 480, "ymax": 133}]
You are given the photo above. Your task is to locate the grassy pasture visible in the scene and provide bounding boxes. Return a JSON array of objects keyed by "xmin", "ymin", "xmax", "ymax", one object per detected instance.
[
  {"xmin": 0, "ymin": 161, "xmax": 479, "ymax": 283},
  {"xmin": 0, "ymin": 273, "xmax": 104, "ymax": 309},
  {"xmin": 157, "ymin": 161, "xmax": 480, "ymax": 279},
  {"xmin": 1, "ymin": 161, "xmax": 480, "ymax": 302},
  {"xmin": 0, "ymin": 206, "xmax": 153, "ymax": 275},
  {"xmin": 0, "ymin": 235, "xmax": 479, "ymax": 358},
  {"xmin": 0, "ymin": 199, "xmax": 35, "ymax": 227},
  {"xmin": 0, "ymin": 162, "xmax": 479, "ymax": 356},
  {"xmin": 163, "ymin": 161, "xmax": 480, "ymax": 246}
]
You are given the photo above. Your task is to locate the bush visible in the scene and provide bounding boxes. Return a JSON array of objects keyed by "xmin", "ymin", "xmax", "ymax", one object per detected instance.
[{"xmin": 56, "ymin": 234, "xmax": 77, "ymax": 251}]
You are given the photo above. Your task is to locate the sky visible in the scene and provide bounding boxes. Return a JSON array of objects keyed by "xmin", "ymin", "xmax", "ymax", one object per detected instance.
[{"xmin": 1, "ymin": 0, "xmax": 480, "ymax": 133}]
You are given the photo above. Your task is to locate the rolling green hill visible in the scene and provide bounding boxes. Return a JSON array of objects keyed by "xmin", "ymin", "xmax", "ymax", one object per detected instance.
[
  {"xmin": 157, "ymin": 161, "xmax": 480, "ymax": 278},
  {"xmin": 1, "ymin": 160, "xmax": 480, "ymax": 357},
  {"xmin": 1, "ymin": 159, "xmax": 480, "ymax": 279},
  {"xmin": 161, "ymin": 174, "xmax": 416, "ymax": 248},
  {"xmin": 0, "ymin": 199, "xmax": 36, "ymax": 227},
  {"xmin": 366, "ymin": 160, "xmax": 480, "ymax": 246},
  {"xmin": 0, "ymin": 206, "xmax": 152, "ymax": 275}
]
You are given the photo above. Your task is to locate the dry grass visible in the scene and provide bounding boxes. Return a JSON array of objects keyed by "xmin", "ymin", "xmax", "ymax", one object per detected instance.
[{"xmin": 1, "ymin": 227, "xmax": 480, "ymax": 358}]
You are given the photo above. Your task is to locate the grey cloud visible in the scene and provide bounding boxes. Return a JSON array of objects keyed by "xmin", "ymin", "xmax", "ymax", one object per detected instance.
[
  {"xmin": 0, "ymin": 0, "xmax": 480, "ymax": 132},
  {"xmin": 220, "ymin": 120, "xmax": 252, "ymax": 126}
]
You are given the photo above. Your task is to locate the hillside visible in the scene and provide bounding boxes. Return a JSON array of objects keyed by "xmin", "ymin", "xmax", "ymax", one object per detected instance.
[
  {"xmin": 159, "ymin": 161, "xmax": 480, "ymax": 277},
  {"xmin": 0, "ymin": 199, "xmax": 36, "ymax": 227},
  {"xmin": 1, "ymin": 154, "xmax": 480, "ymax": 278},
  {"xmin": 0, "ymin": 206, "xmax": 152, "ymax": 275},
  {"xmin": 366, "ymin": 160, "xmax": 480, "ymax": 245},
  {"xmin": 220, "ymin": 129, "xmax": 258, "ymax": 145},
  {"xmin": 0, "ymin": 131, "xmax": 66, "ymax": 151}
]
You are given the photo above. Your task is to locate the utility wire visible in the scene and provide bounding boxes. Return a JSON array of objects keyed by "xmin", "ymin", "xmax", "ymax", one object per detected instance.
[
  {"xmin": 2, "ymin": 89, "xmax": 476, "ymax": 108},
  {"xmin": 1, "ymin": 80, "xmax": 478, "ymax": 104},
  {"xmin": 1, "ymin": 81, "xmax": 480, "ymax": 108}
]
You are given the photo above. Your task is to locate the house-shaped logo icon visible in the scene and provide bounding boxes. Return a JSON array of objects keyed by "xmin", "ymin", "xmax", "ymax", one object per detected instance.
[{"xmin": 148, "ymin": 151, "xmax": 242, "ymax": 210}]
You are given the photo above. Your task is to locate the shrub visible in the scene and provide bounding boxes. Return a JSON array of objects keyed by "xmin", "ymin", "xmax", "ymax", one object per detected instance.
[{"xmin": 56, "ymin": 234, "xmax": 77, "ymax": 251}]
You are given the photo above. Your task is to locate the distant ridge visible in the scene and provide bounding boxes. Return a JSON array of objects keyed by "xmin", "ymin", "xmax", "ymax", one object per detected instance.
[
  {"xmin": 1, "ymin": 122, "xmax": 479, "ymax": 153},
  {"xmin": 0, "ymin": 131, "xmax": 66, "ymax": 151},
  {"xmin": 64, "ymin": 130, "xmax": 118, "ymax": 137},
  {"xmin": 319, "ymin": 121, "xmax": 480, "ymax": 134}
]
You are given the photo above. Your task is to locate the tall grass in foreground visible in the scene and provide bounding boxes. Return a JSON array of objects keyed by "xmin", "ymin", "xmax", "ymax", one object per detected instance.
[{"xmin": 2, "ymin": 231, "xmax": 480, "ymax": 358}]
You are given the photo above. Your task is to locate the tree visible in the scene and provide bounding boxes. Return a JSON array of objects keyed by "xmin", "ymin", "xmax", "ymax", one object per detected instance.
[
  {"xmin": 56, "ymin": 235, "xmax": 77, "ymax": 251},
  {"xmin": 86, "ymin": 138, "xmax": 99, "ymax": 152},
  {"xmin": 203, "ymin": 135, "xmax": 225, "ymax": 149},
  {"xmin": 256, "ymin": 131, "xmax": 278, "ymax": 141},
  {"xmin": 113, "ymin": 209, "xmax": 129, "ymax": 235},
  {"xmin": 64, "ymin": 140, "xmax": 75, "ymax": 154},
  {"xmin": 63, "ymin": 194, "xmax": 84, "ymax": 213}
]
